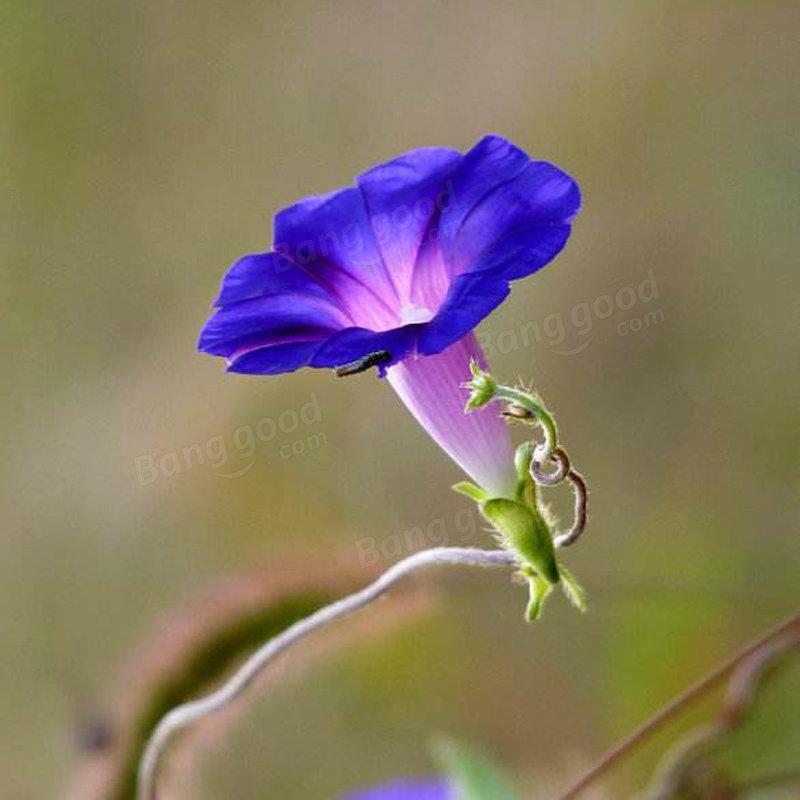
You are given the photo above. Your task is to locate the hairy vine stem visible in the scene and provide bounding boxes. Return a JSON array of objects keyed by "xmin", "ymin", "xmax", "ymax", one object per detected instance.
[{"xmin": 137, "ymin": 547, "xmax": 517, "ymax": 800}]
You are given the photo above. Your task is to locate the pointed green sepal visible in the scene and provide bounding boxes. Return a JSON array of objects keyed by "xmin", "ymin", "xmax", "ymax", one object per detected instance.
[
  {"xmin": 558, "ymin": 564, "xmax": 588, "ymax": 612},
  {"xmin": 513, "ymin": 441, "xmax": 537, "ymax": 508},
  {"xmin": 524, "ymin": 571, "xmax": 554, "ymax": 622},
  {"xmin": 463, "ymin": 360, "xmax": 498, "ymax": 411},
  {"xmin": 452, "ymin": 481, "xmax": 491, "ymax": 503},
  {"xmin": 481, "ymin": 498, "xmax": 559, "ymax": 584},
  {"xmin": 514, "ymin": 441, "xmax": 533, "ymax": 481}
]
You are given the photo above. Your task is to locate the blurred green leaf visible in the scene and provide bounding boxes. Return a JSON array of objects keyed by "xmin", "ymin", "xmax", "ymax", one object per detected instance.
[
  {"xmin": 432, "ymin": 737, "xmax": 520, "ymax": 800},
  {"xmin": 716, "ymin": 655, "xmax": 800, "ymax": 786}
]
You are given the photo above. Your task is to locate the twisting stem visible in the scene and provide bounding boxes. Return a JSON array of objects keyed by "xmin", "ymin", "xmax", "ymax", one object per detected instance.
[
  {"xmin": 555, "ymin": 610, "xmax": 800, "ymax": 800},
  {"xmin": 528, "ymin": 446, "xmax": 588, "ymax": 549},
  {"xmin": 495, "ymin": 384, "xmax": 558, "ymax": 463},
  {"xmin": 645, "ymin": 629, "xmax": 799, "ymax": 799},
  {"xmin": 530, "ymin": 446, "xmax": 570, "ymax": 486},
  {"xmin": 137, "ymin": 547, "xmax": 517, "ymax": 800}
]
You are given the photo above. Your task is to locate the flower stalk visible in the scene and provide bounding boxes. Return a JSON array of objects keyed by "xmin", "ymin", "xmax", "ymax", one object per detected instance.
[
  {"xmin": 457, "ymin": 362, "xmax": 589, "ymax": 621},
  {"xmin": 136, "ymin": 547, "xmax": 517, "ymax": 800}
]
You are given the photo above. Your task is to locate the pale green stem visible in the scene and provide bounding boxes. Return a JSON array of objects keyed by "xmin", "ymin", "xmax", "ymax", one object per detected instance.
[{"xmin": 493, "ymin": 385, "xmax": 558, "ymax": 463}]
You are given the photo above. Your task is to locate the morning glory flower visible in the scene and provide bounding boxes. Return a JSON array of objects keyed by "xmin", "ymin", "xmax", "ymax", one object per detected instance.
[
  {"xmin": 199, "ymin": 135, "xmax": 580, "ymax": 497},
  {"xmin": 341, "ymin": 778, "xmax": 451, "ymax": 799}
]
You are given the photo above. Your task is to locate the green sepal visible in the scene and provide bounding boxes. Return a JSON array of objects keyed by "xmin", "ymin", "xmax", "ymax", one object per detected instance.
[
  {"xmin": 463, "ymin": 359, "xmax": 498, "ymax": 411},
  {"xmin": 513, "ymin": 441, "xmax": 537, "ymax": 508},
  {"xmin": 452, "ymin": 481, "xmax": 491, "ymax": 503},
  {"xmin": 481, "ymin": 498, "xmax": 559, "ymax": 584},
  {"xmin": 558, "ymin": 564, "xmax": 588, "ymax": 612},
  {"xmin": 514, "ymin": 440, "xmax": 533, "ymax": 479},
  {"xmin": 524, "ymin": 570, "xmax": 554, "ymax": 622}
]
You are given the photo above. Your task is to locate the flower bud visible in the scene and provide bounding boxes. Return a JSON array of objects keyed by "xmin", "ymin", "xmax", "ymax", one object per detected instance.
[
  {"xmin": 463, "ymin": 359, "xmax": 498, "ymax": 411},
  {"xmin": 481, "ymin": 498, "xmax": 559, "ymax": 584}
]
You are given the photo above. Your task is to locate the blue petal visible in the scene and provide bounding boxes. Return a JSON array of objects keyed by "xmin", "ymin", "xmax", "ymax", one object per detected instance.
[
  {"xmin": 407, "ymin": 137, "xmax": 579, "ymax": 354},
  {"xmin": 199, "ymin": 135, "xmax": 581, "ymax": 377},
  {"xmin": 273, "ymin": 186, "xmax": 401, "ymax": 330},
  {"xmin": 452, "ymin": 160, "xmax": 580, "ymax": 274},
  {"xmin": 436, "ymin": 135, "xmax": 531, "ymax": 248},
  {"xmin": 417, "ymin": 272, "xmax": 510, "ymax": 355},
  {"xmin": 198, "ymin": 294, "xmax": 347, "ymax": 357},
  {"xmin": 341, "ymin": 778, "xmax": 451, "ymax": 800},
  {"xmin": 470, "ymin": 222, "xmax": 573, "ymax": 281},
  {"xmin": 415, "ymin": 221, "xmax": 572, "ymax": 356},
  {"xmin": 406, "ymin": 135, "xmax": 578, "ymax": 307},
  {"xmin": 222, "ymin": 324, "xmax": 421, "ymax": 378},
  {"xmin": 357, "ymin": 147, "xmax": 461, "ymax": 301},
  {"xmin": 311, "ymin": 324, "xmax": 419, "ymax": 373},
  {"xmin": 226, "ymin": 340, "xmax": 325, "ymax": 375},
  {"xmin": 213, "ymin": 251, "xmax": 332, "ymax": 307}
]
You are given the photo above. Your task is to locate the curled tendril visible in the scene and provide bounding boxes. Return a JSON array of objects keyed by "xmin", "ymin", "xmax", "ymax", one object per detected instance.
[
  {"xmin": 531, "ymin": 446, "xmax": 571, "ymax": 486},
  {"xmin": 464, "ymin": 364, "xmax": 591, "ymax": 598},
  {"xmin": 527, "ymin": 445, "xmax": 588, "ymax": 549},
  {"xmin": 554, "ymin": 466, "xmax": 588, "ymax": 549}
]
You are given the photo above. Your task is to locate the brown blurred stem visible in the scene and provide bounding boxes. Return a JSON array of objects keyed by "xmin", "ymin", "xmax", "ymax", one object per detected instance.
[
  {"xmin": 644, "ymin": 628, "xmax": 799, "ymax": 799},
  {"xmin": 555, "ymin": 610, "xmax": 800, "ymax": 800},
  {"xmin": 735, "ymin": 767, "xmax": 800, "ymax": 793}
]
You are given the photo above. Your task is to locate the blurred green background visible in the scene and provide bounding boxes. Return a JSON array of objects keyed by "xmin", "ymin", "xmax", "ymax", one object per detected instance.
[{"xmin": 2, "ymin": 1, "xmax": 799, "ymax": 798}]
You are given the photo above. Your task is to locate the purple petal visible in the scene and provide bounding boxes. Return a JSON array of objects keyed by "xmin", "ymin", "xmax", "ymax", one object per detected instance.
[
  {"xmin": 407, "ymin": 231, "xmax": 453, "ymax": 313},
  {"xmin": 469, "ymin": 222, "xmax": 573, "ymax": 281},
  {"xmin": 357, "ymin": 147, "xmax": 461, "ymax": 303},
  {"xmin": 213, "ymin": 251, "xmax": 332, "ymax": 307},
  {"xmin": 407, "ymin": 137, "xmax": 578, "ymax": 338},
  {"xmin": 417, "ymin": 272, "xmax": 510, "ymax": 356},
  {"xmin": 226, "ymin": 339, "xmax": 326, "ymax": 375},
  {"xmin": 417, "ymin": 223, "xmax": 572, "ymax": 357},
  {"xmin": 452, "ymin": 160, "xmax": 580, "ymax": 274},
  {"xmin": 224, "ymin": 323, "xmax": 421, "ymax": 377},
  {"xmin": 273, "ymin": 186, "xmax": 401, "ymax": 330},
  {"xmin": 198, "ymin": 294, "xmax": 347, "ymax": 357},
  {"xmin": 341, "ymin": 778, "xmax": 452, "ymax": 800},
  {"xmin": 437, "ymin": 135, "xmax": 531, "ymax": 249},
  {"xmin": 310, "ymin": 325, "xmax": 419, "ymax": 372},
  {"xmin": 386, "ymin": 332, "xmax": 516, "ymax": 497},
  {"xmin": 200, "ymin": 135, "xmax": 580, "ymax": 388}
]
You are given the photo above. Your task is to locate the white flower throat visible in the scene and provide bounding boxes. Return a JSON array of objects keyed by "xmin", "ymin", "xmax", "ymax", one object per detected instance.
[{"xmin": 400, "ymin": 303, "xmax": 435, "ymax": 325}]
